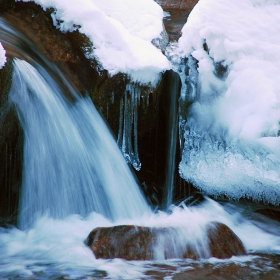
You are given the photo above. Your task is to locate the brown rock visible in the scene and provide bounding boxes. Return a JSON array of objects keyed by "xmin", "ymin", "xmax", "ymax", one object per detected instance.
[
  {"xmin": 86, "ymin": 225, "xmax": 156, "ymax": 260},
  {"xmin": 207, "ymin": 222, "xmax": 246, "ymax": 259},
  {"xmin": 157, "ymin": 1, "xmax": 199, "ymax": 41},
  {"xmin": 255, "ymin": 208, "xmax": 280, "ymax": 222},
  {"xmin": 156, "ymin": 0, "xmax": 198, "ymax": 11},
  {"xmin": 86, "ymin": 222, "xmax": 246, "ymax": 260}
]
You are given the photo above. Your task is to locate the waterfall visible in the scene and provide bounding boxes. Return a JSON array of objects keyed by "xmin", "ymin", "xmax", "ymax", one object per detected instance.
[
  {"xmin": 9, "ymin": 58, "xmax": 149, "ymax": 229},
  {"xmin": 163, "ymin": 71, "xmax": 180, "ymax": 209}
]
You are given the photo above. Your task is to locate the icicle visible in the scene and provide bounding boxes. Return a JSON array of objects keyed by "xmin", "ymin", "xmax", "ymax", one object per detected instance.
[
  {"xmin": 133, "ymin": 91, "xmax": 141, "ymax": 171},
  {"xmin": 117, "ymin": 97, "xmax": 124, "ymax": 148},
  {"xmin": 118, "ymin": 83, "xmax": 142, "ymax": 170}
]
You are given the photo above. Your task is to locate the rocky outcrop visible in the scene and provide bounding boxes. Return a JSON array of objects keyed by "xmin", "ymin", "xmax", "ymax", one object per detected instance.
[{"xmin": 85, "ymin": 222, "xmax": 246, "ymax": 260}]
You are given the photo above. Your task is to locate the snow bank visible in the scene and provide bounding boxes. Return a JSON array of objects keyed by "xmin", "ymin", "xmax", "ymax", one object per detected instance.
[
  {"xmin": 21, "ymin": 0, "xmax": 170, "ymax": 85},
  {"xmin": 178, "ymin": 0, "xmax": 280, "ymax": 204},
  {"xmin": 0, "ymin": 42, "xmax": 6, "ymax": 69}
]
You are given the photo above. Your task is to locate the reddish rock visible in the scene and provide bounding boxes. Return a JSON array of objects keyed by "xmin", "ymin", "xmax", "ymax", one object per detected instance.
[
  {"xmin": 157, "ymin": 0, "xmax": 198, "ymax": 10},
  {"xmin": 85, "ymin": 225, "xmax": 156, "ymax": 260},
  {"xmin": 157, "ymin": 1, "xmax": 199, "ymax": 41},
  {"xmin": 207, "ymin": 222, "xmax": 246, "ymax": 259},
  {"xmin": 85, "ymin": 222, "xmax": 246, "ymax": 261}
]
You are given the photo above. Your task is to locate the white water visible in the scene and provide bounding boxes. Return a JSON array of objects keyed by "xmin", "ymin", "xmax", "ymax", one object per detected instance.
[
  {"xmin": 10, "ymin": 59, "xmax": 149, "ymax": 229},
  {"xmin": 0, "ymin": 197, "xmax": 280, "ymax": 279}
]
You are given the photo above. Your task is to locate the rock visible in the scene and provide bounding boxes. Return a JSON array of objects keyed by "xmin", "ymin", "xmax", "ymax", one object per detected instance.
[
  {"xmin": 156, "ymin": 1, "xmax": 200, "ymax": 43},
  {"xmin": 85, "ymin": 222, "xmax": 246, "ymax": 260},
  {"xmin": 85, "ymin": 225, "xmax": 156, "ymax": 260},
  {"xmin": 207, "ymin": 222, "xmax": 246, "ymax": 259},
  {"xmin": 255, "ymin": 209, "xmax": 280, "ymax": 222},
  {"xmin": 156, "ymin": 0, "xmax": 199, "ymax": 41},
  {"xmin": 156, "ymin": 0, "xmax": 198, "ymax": 11}
]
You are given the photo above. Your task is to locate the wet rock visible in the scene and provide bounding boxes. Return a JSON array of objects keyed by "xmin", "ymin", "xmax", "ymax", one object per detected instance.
[
  {"xmin": 85, "ymin": 225, "xmax": 156, "ymax": 260},
  {"xmin": 255, "ymin": 209, "xmax": 280, "ymax": 223},
  {"xmin": 207, "ymin": 222, "xmax": 246, "ymax": 259},
  {"xmin": 86, "ymin": 222, "xmax": 246, "ymax": 260}
]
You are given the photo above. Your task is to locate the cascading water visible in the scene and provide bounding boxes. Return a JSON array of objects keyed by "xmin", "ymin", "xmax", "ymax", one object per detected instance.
[{"xmin": 10, "ymin": 58, "xmax": 149, "ymax": 229}]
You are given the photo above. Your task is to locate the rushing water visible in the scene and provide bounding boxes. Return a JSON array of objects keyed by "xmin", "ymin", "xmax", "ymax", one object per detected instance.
[
  {"xmin": 10, "ymin": 59, "xmax": 149, "ymax": 229},
  {"xmin": 0, "ymin": 197, "xmax": 280, "ymax": 279},
  {"xmin": 0, "ymin": 14, "xmax": 280, "ymax": 280}
]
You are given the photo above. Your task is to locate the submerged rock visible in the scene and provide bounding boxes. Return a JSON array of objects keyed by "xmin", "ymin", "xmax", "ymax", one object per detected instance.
[{"xmin": 85, "ymin": 222, "xmax": 246, "ymax": 260}]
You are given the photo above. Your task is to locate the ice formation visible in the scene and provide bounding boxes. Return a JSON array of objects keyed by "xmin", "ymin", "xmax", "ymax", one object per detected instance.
[
  {"xmin": 117, "ymin": 83, "xmax": 141, "ymax": 171},
  {"xmin": 20, "ymin": 0, "xmax": 170, "ymax": 85},
  {"xmin": 178, "ymin": 0, "xmax": 280, "ymax": 204},
  {"xmin": 0, "ymin": 42, "xmax": 6, "ymax": 69}
]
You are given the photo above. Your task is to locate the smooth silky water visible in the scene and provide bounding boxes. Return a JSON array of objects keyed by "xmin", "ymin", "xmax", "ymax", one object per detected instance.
[{"xmin": 0, "ymin": 18, "xmax": 280, "ymax": 280}]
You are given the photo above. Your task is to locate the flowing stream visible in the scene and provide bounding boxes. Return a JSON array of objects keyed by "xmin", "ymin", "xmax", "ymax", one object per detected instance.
[{"xmin": 0, "ymin": 16, "xmax": 280, "ymax": 280}]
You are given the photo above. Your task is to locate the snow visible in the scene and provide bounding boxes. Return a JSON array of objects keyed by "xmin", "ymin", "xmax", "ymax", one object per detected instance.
[
  {"xmin": 178, "ymin": 0, "xmax": 280, "ymax": 204},
  {"xmin": 0, "ymin": 42, "xmax": 6, "ymax": 69},
  {"xmin": 20, "ymin": 0, "xmax": 170, "ymax": 85}
]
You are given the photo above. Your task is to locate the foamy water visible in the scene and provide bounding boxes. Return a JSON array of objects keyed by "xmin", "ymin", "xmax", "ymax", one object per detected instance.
[{"xmin": 1, "ymin": 198, "xmax": 279, "ymax": 279}]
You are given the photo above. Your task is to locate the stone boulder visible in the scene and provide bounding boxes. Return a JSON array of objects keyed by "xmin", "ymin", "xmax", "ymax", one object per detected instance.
[{"xmin": 85, "ymin": 222, "xmax": 246, "ymax": 260}]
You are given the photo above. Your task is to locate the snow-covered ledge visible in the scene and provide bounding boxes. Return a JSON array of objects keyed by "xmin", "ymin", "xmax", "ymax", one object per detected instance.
[{"xmin": 20, "ymin": 0, "xmax": 170, "ymax": 86}]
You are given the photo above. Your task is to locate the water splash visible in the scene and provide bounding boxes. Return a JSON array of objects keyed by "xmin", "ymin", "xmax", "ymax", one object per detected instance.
[{"xmin": 0, "ymin": 197, "xmax": 280, "ymax": 279}]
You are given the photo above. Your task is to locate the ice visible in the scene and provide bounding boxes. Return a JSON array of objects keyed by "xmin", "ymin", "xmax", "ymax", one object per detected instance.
[
  {"xmin": 0, "ymin": 42, "xmax": 6, "ymax": 68},
  {"xmin": 178, "ymin": 0, "xmax": 280, "ymax": 203},
  {"xmin": 117, "ymin": 83, "xmax": 141, "ymax": 170},
  {"xmin": 20, "ymin": 0, "xmax": 170, "ymax": 85}
]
